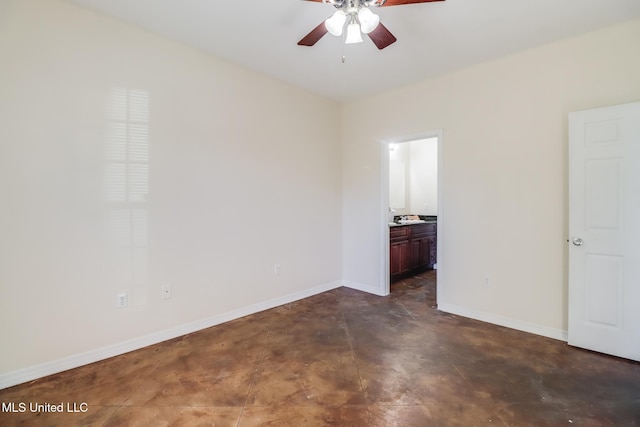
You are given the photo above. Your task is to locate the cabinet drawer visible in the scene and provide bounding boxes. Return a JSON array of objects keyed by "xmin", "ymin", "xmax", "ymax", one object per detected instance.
[
  {"xmin": 411, "ymin": 223, "xmax": 436, "ymax": 237},
  {"xmin": 390, "ymin": 226, "xmax": 410, "ymax": 241}
]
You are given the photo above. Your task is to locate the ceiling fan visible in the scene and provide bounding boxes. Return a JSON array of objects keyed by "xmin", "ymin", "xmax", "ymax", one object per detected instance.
[{"xmin": 298, "ymin": 0, "xmax": 445, "ymax": 50}]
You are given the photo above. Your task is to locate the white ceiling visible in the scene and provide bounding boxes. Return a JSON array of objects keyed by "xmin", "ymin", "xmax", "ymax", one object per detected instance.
[{"xmin": 69, "ymin": 0, "xmax": 640, "ymax": 103}]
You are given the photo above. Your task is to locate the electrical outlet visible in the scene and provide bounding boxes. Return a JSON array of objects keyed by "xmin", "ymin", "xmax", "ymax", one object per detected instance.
[
  {"xmin": 117, "ymin": 293, "xmax": 128, "ymax": 308},
  {"xmin": 483, "ymin": 276, "xmax": 490, "ymax": 287},
  {"xmin": 274, "ymin": 264, "xmax": 280, "ymax": 276},
  {"xmin": 161, "ymin": 283, "xmax": 172, "ymax": 299}
]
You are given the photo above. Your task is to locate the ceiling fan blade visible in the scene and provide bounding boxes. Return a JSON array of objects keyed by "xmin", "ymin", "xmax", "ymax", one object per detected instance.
[
  {"xmin": 380, "ymin": 0, "xmax": 445, "ymax": 6},
  {"xmin": 298, "ymin": 21, "xmax": 329, "ymax": 46},
  {"xmin": 368, "ymin": 22, "xmax": 397, "ymax": 50}
]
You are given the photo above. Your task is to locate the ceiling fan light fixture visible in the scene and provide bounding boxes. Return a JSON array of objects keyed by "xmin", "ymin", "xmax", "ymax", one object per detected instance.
[
  {"xmin": 345, "ymin": 22, "xmax": 363, "ymax": 44},
  {"xmin": 358, "ymin": 8, "xmax": 380, "ymax": 34},
  {"xmin": 325, "ymin": 10, "xmax": 346, "ymax": 36}
]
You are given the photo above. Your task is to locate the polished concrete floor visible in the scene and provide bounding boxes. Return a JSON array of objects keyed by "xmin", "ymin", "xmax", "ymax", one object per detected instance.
[{"xmin": 2, "ymin": 270, "xmax": 640, "ymax": 426}]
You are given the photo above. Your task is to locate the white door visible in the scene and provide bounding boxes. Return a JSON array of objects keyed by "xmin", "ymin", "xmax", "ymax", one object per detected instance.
[{"xmin": 568, "ymin": 101, "xmax": 640, "ymax": 361}]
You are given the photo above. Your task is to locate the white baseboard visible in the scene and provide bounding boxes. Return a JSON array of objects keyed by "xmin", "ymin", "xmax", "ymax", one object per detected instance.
[
  {"xmin": 343, "ymin": 280, "xmax": 386, "ymax": 296},
  {"xmin": 0, "ymin": 280, "xmax": 342, "ymax": 390},
  {"xmin": 438, "ymin": 303, "xmax": 568, "ymax": 342}
]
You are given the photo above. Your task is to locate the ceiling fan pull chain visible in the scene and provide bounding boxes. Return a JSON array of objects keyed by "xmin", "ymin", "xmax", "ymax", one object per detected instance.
[{"xmin": 341, "ymin": 29, "xmax": 346, "ymax": 63}]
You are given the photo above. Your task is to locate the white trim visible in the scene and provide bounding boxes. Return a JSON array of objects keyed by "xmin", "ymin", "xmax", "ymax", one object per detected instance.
[
  {"xmin": 438, "ymin": 303, "xmax": 568, "ymax": 342},
  {"xmin": 0, "ymin": 280, "xmax": 342, "ymax": 390},
  {"xmin": 343, "ymin": 280, "xmax": 386, "ymax": 296},
  {"xmin": 379, "ymin": 141, "xmax": 391, "ymax": 296},
  {"xmin": 434, "ymin": 131, "xmax": 444, "ymax": 307}
]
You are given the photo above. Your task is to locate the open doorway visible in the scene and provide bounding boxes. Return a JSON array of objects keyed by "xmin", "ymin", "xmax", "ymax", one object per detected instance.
[{"xmin": 381, "ymin": 132, "xmax": 442, "ymax": 303}]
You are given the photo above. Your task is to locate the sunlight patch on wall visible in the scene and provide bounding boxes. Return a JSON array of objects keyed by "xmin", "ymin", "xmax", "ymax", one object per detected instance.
[{"xmin": 104, "ymin": 88, "xmax": 150, "ymax": 309}]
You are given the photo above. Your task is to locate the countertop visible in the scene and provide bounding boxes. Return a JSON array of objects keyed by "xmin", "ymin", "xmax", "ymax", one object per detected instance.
[{"xmin": 389, "ymin": 220, "xmax": 437, "ymax": 227}]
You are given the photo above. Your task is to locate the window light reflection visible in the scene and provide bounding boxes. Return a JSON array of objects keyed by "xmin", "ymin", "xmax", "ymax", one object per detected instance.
[{"xmin": 104, "ymin": 88, "xmax": 150, "ymax": 308}]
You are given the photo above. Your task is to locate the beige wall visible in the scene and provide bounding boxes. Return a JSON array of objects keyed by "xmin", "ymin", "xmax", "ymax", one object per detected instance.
[
  {"xmin": 0, "ymin": 0, "xmax": 342, "ymax": 383},
  {"xmin": 342, "ymin": 18, "xmax": 640, "ymax": 337}
]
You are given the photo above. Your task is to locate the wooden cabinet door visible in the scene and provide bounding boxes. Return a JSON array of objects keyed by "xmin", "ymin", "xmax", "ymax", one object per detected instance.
[
  {"xmin": 410, "ymin": 237, "xmax": 430, "ymax": 270},
  {"xmin": 390, "ymin": 240, "xmax": 409, "ymax": 277}
]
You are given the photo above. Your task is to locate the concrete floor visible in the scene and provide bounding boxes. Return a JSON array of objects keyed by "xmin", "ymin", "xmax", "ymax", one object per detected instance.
[{"xmin": 1, "ymin": 270, "xmax": 640, "ymax": 426}]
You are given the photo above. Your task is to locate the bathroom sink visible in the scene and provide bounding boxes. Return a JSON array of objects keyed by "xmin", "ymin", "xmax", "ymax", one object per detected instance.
[{"xmin": 398, "ymin": 219, "xmax": 426, "ymax": 224}]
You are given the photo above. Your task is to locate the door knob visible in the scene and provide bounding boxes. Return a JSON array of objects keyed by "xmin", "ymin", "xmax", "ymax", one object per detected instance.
[{"xmin": 572, "ymin": 237, "xmax": 584, "ymax": 246}]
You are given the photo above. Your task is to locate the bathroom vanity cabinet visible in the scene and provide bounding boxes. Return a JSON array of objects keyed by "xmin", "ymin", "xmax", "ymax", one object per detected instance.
[{"xmin": 390, "ymin": 222, "xmax": 436, "ymax": 282}]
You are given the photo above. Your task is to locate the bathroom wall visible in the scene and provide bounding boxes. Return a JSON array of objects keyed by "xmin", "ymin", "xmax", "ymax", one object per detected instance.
[
  {"xmin": 389, "ymin": 138, "xmax": 438, "ymax": 217},
  {"xmin": 409, "ymin": 138, "xmax": 438, "ymax": 216}
]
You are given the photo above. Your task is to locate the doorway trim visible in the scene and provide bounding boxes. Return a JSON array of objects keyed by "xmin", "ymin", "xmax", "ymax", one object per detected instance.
[{"xmin": 380, "ymin": 130, "xmax": 444, "ymax": 297}]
